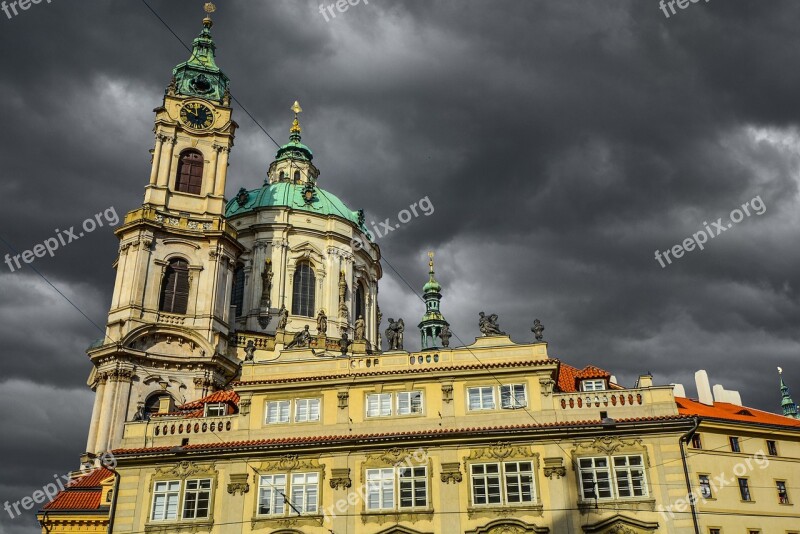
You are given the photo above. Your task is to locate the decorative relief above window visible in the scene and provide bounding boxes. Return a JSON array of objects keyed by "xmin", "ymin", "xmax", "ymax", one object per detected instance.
[
  {"xmin": 329, "ymin": 468, "xmax": 352, "ymax": 490},
  {"xmin": 440, "ymin": 462, "xmax": 462, "ymax": 484}
]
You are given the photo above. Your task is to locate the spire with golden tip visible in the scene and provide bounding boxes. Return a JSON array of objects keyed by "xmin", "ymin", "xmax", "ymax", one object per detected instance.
[{"xmin": 290, "ymin": 101, "xmax": 303, "ymax": 135}]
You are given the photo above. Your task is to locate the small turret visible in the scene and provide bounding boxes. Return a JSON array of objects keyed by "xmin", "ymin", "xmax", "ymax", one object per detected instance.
[
  {"xmin": 418, "ymin": 252, "xmax": 450, "ymax": 349},
  {"xmin": 779, "ymin": 367, "xmax": 799, "ymax": 419}
]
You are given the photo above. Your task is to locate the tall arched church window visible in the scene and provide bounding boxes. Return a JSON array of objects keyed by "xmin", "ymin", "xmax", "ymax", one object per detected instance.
[
  {"xmin": 175, "ymin": 150, "xmax": 204, "ymax": 194},
  {"xmin": 355, "ymin": 282, "xmax": 366, "ymax": 320},
  {"xmin": 292, "ymin": 262, "xmax": 315, "ymax": 317},
  {"xmin": 231, "ymin": 264, "xmax": 245, "ymax": 317},
  {"xmin": 159, "ymin": 259, "xmax": 190, "ymax": 314}
]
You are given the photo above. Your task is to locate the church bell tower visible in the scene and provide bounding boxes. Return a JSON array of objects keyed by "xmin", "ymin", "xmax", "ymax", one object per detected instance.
[{"xmin": 84, "ymin": 4, "xmax": 244, "ymax": 455}]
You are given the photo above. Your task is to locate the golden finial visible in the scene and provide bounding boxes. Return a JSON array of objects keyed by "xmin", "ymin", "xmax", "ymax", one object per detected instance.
[
  {"xmin": 290, "ymin": 100, "xmax": 303, "ymax": 134},
  {"xmin": 428, "ymin": 251, "xmax": 435, "ymax": 273},
  {"xmin": 204, "ymin": 2, "xmax": 216, "ymax": 14}
]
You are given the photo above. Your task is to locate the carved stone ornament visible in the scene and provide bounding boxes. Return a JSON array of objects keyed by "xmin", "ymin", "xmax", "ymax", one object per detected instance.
[
  {"xmin": 329, "ymin": 468, "xmax": 352, "ymax": 490},
  {"xmin": 256, "ymin": 455, "xmax": 325, "ymax": 474},
  {"xmin": 465, "ymin": 519, "xmax": 550, "ymax": 534},
  {"xmin": 239, "ymin": 397, "xmax": 251, "ymax": 415},
  {"xmin": 441, "ymin": 384, "xmax": 454, "ymax": 403},
  {"xmin": 364, "ymin": 448, "xmax": 427, "ymax": 469},
  {"xmin": 440, "ymin": 462, "xmax": 462, "ymax": 484},
  {"xmin": 227, "ymin": 473, "xmax": 249, "ymax": 495},
  {"xmin": 337, "ymin": 391, "xmax": 349, "ymax": 409},
  {"xmin": 574, "ymin": 436, "xmax": 645, "ymax": 457},
  {"xmin": 538, "ymin": 378, "xmax": 555, "ymax": 396},
  {"xmin": 154, "ymin": 461, "xmax": 216, "ymax": 479},
  {"xmin": 466, "ymin": 443, "xmax": 534, "ymax": 465},
  {"xmin": 542, "ymin": 457, "xmax": 566, "ymax": 479}
]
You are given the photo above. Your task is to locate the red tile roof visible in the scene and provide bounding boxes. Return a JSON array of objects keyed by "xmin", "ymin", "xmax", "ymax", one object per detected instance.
[
  {"xmin": 677, "ymin": 397, "xmax": 800, "ymax": 428},
  {"xmin": 42, "ymin": 468, "xmax": 113, "ymax": 512},
  {"xmin": 113, "ymin": 415, "xmax": 691, "ymax": 456},
  {"xmin": 153, "ymin": 390, "xmax": 240, "ymax": 419},
  {"xmin": 557, "ymin": 363, "xmax": 614, "ymax": 392}
]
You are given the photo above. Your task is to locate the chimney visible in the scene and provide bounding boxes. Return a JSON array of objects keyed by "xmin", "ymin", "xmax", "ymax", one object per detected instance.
[
  {"xmin": 672, "ymin": 383, "xmax": 686, "ymax": 398},
  {"xmin": 695, "ymin": 370, "xmax": 714, "ymax": 406},
  {"xmin": 637, "ymin": 374, "xmax": 653, "ymax": 388}
]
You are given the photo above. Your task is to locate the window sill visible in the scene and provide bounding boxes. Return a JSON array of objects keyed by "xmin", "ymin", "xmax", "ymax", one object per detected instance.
[
  {"xmin": 361, "ymin": 509, "xmax": 434, "ymax": 525},
  {"xmin": 466, "ymin": 504, "xmax": 543, "ymax": 519},
  {"xmin": 145, "ymin": 519, "xmax": 213, "ymax": 533},
  {"xmin": 577, "ymin": 498, "xmax": 655, "ymax": 513},
  {"xmin": 251, "ymin": 514, "xmax": 323, "ymax": 528}
]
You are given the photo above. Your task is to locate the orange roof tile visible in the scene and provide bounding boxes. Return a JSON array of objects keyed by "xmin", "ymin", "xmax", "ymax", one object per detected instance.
[
  {"xmin": 557, "ymin": 363, "xmax": 613, "ymax": 392},
  {"xmin": 676, "ymin": 397, "xmax": 800, "ymax": 428},
  {"xmin": 113, "ymin": 415, "xmax": 692, "ymax": 456},
  {"xmin": 179, "ymin": 390, "xmax": 239, "ymax": 410},
  {"xmin": 42, "ymin": 468, "xmax": 113, "ymax": 512}
]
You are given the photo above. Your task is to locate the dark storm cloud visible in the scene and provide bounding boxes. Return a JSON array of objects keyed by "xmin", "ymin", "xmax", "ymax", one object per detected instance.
[{"xmin": 2, "ymin": 0, "xmax": 800, "ymax": 529}]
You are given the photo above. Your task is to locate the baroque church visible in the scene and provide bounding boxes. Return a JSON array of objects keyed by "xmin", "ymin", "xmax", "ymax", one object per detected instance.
[{"xmin": 38, "ymin": 6, "xmax": 800, "ymax": 534}]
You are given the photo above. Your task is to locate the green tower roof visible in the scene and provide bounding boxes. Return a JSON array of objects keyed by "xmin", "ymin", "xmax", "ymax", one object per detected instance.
[{"xmin": 170, "ymin": 10, "xmax": 230, "ymax": 102}]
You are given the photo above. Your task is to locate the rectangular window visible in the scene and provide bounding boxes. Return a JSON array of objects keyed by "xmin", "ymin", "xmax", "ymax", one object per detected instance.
[
  {"xmin": 767, "ymin": 440, "xmax": 778, "ymax": 456},
  {"xmin": 182, "ymin": 479, "xmax": 211, "ymax": 519},
  {"xmin": 471, "ymin": 463, "xmax": 502, "ymax": 505},
  {"xmin": 258, "ymin": 474, "xmax": 286, "ymax": 516},
  {"xmin": 613, "ymin": 455, "xmax": 647, "ymax": 498},
  {"xmin": 738, "ymin": 478, "xmax": 751, "ymax": 501},
  {"xmin": 266, "ymin": 400, "xmax": 290, "ymax": 424},
  {"xmin": 290, "ymin": 473, "xmax": 319, "ymax": 513},
  {"xmin": 295, "ymin": 398, "xmax": 321, "ymax": 422},
  {"xmin": 698, "ymin": 475, "xmax": 713, "ymax": 499},
  {"xmin": 581, "ymin": 379, "xmax": 606, "ymax": 391},
  {"xmin": 578, "ymin": 457, "xmax": 613, "ymax": 500},
  {"xmin": 729, "ymin": 437, "xmax": 741, "ymax": 453},
  {"xmin": 709, "ymin": 529, "xmax": 720, "ymax": 534},
  {"xmin": 366, "ymin": 468, "xmax": 395, "ymax": 510},
  {"xmin": 397, "ymin": 391, "xmax": 423, "ymax": 415},
  {"xmin": 467, "ymin": 386, "xmax": 496, "ymax": 411},
  {"xmin": 777, "ymin": 480, "xmax": 790, "ymax": 504},
  {"xmin": 204, "ymin": 403, "xmax": 226, "ymax": 417},
  {"xmin": 691, "ymin": 434, "xmax": 702, "ymax": 449},
  {"xmin": 504, "ymin": 462, "xmax": 535, "ymax": 503},
  {"xmin": 366, "ymin": 393, "xmax": 392, "ymax": 417},
  {"xmin": 151, "ymin": 480, "xmax": 181, "ymax": 521},
  {"xmin": 500, "ymin": 384, "xmax": 527, "ymax": 409},
  {"xmin": 399, "ymin": 467, "xmax": 428, "ymax": 509}
]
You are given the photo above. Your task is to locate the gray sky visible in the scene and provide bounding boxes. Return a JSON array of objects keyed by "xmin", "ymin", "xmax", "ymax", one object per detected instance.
[{"xmin": 2, "ymin": 1, "xmax": 800, "ymax": 531}]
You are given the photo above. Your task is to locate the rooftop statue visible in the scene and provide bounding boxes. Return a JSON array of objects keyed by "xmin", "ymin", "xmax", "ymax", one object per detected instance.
[{"xmin": 479, "ymin": 311, "xmax": 505, "ymax": 336}]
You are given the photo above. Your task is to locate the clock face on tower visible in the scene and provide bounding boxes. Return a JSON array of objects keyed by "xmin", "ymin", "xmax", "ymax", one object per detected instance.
[{"xmin": 180, "ymin": 102, "xmax": 214, "ymax": 129}]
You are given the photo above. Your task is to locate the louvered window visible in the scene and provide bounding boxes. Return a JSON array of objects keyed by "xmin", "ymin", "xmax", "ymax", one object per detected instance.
[
  {"xmin": 175, "ymin": 150, "xmax": 204, "ymax": 194},
  {"xmin": 231, "ymin": 264, "xmax": 245, "ymax": 317},
  {"xmin": 160, "ymin": 259, "xmax": 190, "ymax": 314}
]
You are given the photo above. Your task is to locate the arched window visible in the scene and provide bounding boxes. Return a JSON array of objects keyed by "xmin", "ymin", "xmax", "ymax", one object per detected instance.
[
  {"xmin": 279, "ymin": 170, "xmax": 285, "ymax": 181},
  {"xmin": 293, "ymin": 170, "xmax": 301, "ymax": 183},
  {"xmin": 355, "ymin": 282, "xmax": 366, "ymax": 320},
  {"xmin": 175, "ymin": 150, "xmax": 204, "ymax": 194},
  {"xmin": 291, "ymin": 262, "xmax": 315, "ymax": 317},
  {"xmin": 159, "ymin": 259, "xmax": 190, "ymax": 314},
  {"xmin": 231, "ymin": 264, "xmax": 245, "ymax": 317}
]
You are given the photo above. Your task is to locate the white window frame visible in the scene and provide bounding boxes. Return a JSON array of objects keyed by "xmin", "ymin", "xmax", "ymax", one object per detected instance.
[
  {"xmin": 698, "ymin": 474, "xmax": 712, "ymax": 499},
  {"xmin": 581, "ymin": 379, "xmax": 606, "ymax": 392},
  {"xmin": 397, "ymin": 391, "xmax": 424, "ymax": 416},
  {"xmin": 578, "ymin": 454, "xmax": 648, "ymax": 501},
  {"xmin": 257, "ymin": 474, "xmax": 287, "ymax": 516},
  {"xmin": 467, "ymin": 386, "xmax": 496, "ymax": 411},
  {"xmin": 290, "ymin": 472, "xmax": 320, "ymax": 513},
  {"xmin": 366, "ymin": 466, "xmax": 428, "ymax": 511},
  {"xmin": 204, "ymin": 403, "xmax": 226, "ymax": 417},
  {"xmin": 266, "ymin": 400, "xmax": 290, "ymax": 424},
  {"xmin": 500, "ymin": 384, "xmax": 527, "ymax": 409},
  {"xmin": 151, "ymin": 480, "xmax": 181, "ymax": 521},
  {"xmin": 182, "ymin": 478, "xmax": 212, "ymax": 519},
  {"xmin": 366, "ymin": 393, "xmax": 393, "ymax": 418},
  {"xmin": 294, "ymin": 398, "xmax": 321, "ymax": 423},
  {"xmin": 470, "ymin": 462, "xmax": 536, "ymax": 506}
]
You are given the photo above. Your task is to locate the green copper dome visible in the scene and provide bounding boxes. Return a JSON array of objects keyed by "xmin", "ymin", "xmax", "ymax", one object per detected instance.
[
  {"xmin": 225, "ymin": 182, "xmax": 368, "ymax": 232},
  {"xmin": 170, "ymin": 15, "xmax": 230, "ymax": 102}
]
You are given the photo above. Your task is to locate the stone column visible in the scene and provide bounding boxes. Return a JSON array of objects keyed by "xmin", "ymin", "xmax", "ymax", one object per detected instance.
[
  {"xmin": 156, "ymin": 136, "xmax": 177, "ymax": 188},
  {"xmin": 109, "ymin": 370, "xmax": 134, "ymax": 450},
  {"xmin": 94, "ymin": 375, "xmax": 117, "ymax": 453},
  {"xmin": 148, "ymin": 135, "xmax": 166, "ymax": 186},
  {"xmin": 206, "ymin": 144, "xmax": 221, "ymax": 196},
  {"xmin": 214, "ymin": 147, "xmax": 230, "ymax": 196},
  {"xmin": 85, "ymin": 373, "xmax": 107, "ymax": 454}
]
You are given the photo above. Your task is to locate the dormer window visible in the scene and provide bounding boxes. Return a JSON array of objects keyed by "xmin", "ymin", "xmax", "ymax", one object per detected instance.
[
  {"xmin": 581, "ymin": 379, "xmax": 606, "ymax": 392},
  {"xmin": 204, "ymin": 403, "xmax": 227, "ymax": 417}
]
